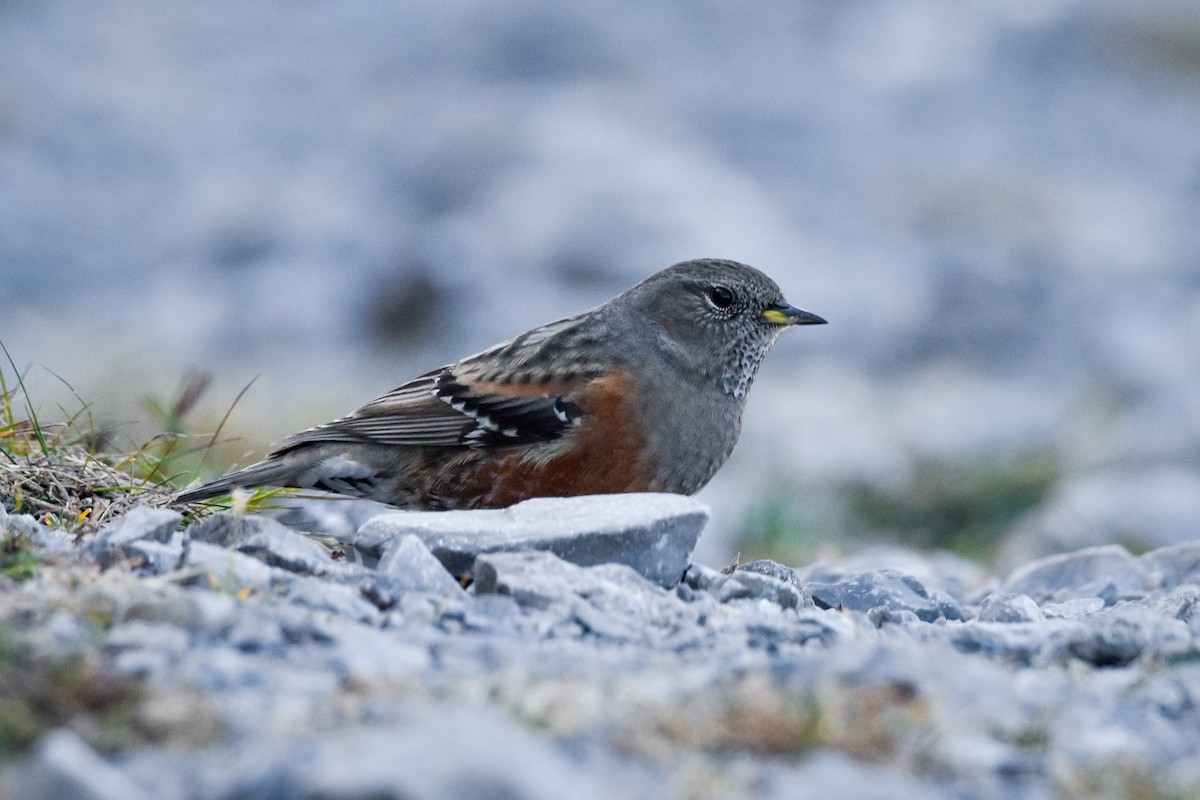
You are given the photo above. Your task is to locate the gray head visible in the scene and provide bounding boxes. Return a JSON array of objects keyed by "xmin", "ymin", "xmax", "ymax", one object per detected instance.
[{"xmin": 613, "ymin": 258, "xmax": 826, "ymax": 399}]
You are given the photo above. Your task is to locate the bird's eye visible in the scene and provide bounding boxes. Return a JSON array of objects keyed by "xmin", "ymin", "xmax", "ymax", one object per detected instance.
[{"xmin": 708, "ymin": 285, "xmax": 735, "ymax": 309}]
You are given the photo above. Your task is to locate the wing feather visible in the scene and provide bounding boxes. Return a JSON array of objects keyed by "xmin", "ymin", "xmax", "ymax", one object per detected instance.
[{"xmin": 271, "ymin": 351, "xmax": 588, "ymax": 455}]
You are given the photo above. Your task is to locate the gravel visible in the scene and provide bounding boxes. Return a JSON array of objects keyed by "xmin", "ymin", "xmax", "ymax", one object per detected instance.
[{"xmin": 2, "ymin": 493, "xmax": 1199, "ymax": 799}]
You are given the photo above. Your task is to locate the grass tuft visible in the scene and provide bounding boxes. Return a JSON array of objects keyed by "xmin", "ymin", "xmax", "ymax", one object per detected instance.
[{"xmin": 0, "ymin": 342, "xmax": 253, "ymax": 537}]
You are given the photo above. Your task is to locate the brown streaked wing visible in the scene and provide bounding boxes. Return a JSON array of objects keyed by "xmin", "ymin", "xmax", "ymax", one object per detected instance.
[{"xmin": 272, "ymin": 365, "xmax": 586, "ymax": 452}]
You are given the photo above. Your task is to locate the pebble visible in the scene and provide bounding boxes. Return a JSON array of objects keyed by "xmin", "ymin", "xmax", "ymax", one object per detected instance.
[
  {"xmin": 5, "ymin": 730, "xmax": 154, "ymax": 800},
  {"xmin": 86, "ymin": 507, "xmax": 182, "ymax": 566},
  {"xmin": 376, "ymin": 533, "xmax": 467, "ymax": 598}
]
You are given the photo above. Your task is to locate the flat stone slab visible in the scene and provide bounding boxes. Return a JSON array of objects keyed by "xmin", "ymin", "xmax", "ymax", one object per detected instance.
[{"xmin": 354, "ymin": 493, "xmax": 709, "ymax": 588}]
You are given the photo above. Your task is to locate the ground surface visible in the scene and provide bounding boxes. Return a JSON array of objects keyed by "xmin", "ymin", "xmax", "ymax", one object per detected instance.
[{"xmin": 2, "ymin": 496, "xmax": 1198, "ymax": 800}]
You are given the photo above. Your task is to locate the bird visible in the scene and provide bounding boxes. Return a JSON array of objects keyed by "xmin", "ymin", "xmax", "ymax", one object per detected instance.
[{"xmin": 173, "ymin": 259, "xmax": 826, "ymax": 509}]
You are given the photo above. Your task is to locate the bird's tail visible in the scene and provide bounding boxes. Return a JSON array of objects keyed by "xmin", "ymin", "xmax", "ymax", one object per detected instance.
[
  {"xmin": 171, "ymin": 458, "xmax": 298, "ymax": 505},
  {"xmin": 172, "ymin": 446, "xmax": 384, "ymax": 506}
]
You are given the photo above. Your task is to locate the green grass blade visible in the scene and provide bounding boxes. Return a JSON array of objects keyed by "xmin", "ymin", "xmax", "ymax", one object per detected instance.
[
  {"xmin": 191, "ymin": 376, "xmax": 258, "ymax": 482},
  {"xmin": 0, "ymin": 340, "xmax": 49, "ymax": 457}
]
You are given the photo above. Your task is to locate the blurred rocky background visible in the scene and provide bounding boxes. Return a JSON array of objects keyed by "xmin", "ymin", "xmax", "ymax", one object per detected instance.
[{"xmin": 3, "ymin": 0, "xmax": 1198, "ymax": 565}]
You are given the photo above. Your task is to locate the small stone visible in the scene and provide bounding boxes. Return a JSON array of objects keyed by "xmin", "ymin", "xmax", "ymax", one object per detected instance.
[
  {"xmin": 296, "ymin": 706, "xmax": 610, "ymax": 800},
  {"xmin": 3, "ymin": 511, "xmax": 44, "ymax": 540},
  {"xmin": 867, "ymin": 607, "xmax": 923, "ymax": 627},
  {"xmin": 375, "ymin": 534, "xmax": 465, "ymax": 598},
  {"xmin": 27, "ymin": 610, "xmax": 94, "ymax": 659},
  {"xmin": 474, "ymin": 550, "xmax": 693, "ymax": 643},
  {"xmin": 124, "ymin": 587, "xmax": 237, "ymax": 635},
  {"xmin": 86, "ymin": 506, "xmax": 183, "ymax": 565},
  {"xmin": 473, "ymin": 551, "xmax": 579, "ymax": 611},
  {"xmin": 716, "ymin": 569, "xmax": 812, "ymax": 610},
  {"xmin": 355, "ymin": 493, "xmax": 708, "ymax": 588},
  {"xmin": 6, "ymin": 729, "xmax": 154, "ymax": 800},
  {"xmin": 284, "ymin": 576, "xmax": 381, "ymax": 624},
  {"xmin": 1001, "ymin": 544, "xmax": 1146, "ymax": 604},
  {"xmin": 105, "ymin": 621, "xmax": 192, "ymax": 677},
  {"xmin": 737, "ymin": 559, "xmax": 805, "ymax": 588},
  {"xmin": 182, "ymin": 541, "xmax": 279, "ymax": 593},
  {"xmin": 1037, "ymin": 605, "xmax": 1193, "ymax": 668},
  {"xmin": 123, "ymin": 537, "xmax": 185, "ymax": 575},
  {"xmin": 805, "ymin": 570, "xmax": 960, "ymax": 622},
  {"xmin": 977, "ymin": 593, "xmax": 1043, "ymax": 623},
  {"xmin": 224, "ymin": 613, "xmax": 287, "ymax": 654},
  {"xmin": 681, "ymin": 563, "xmax": 724, "ymax": 593},
  {"xmin": 30, "ymin": 520, "xmax": 75, "ymax": 553},
  {"xmin": 1040, "ymin": 597, "xmax": 1105, "ymax": 620},
  {"xmin": 462, "ymin": 593, "xmax": 522, "ymax": 632},
  {"xmin": 329, "ymin": 624, "xmax": 431, "ymax": 684},
  {"xmin": 189, "ymin": 513, "xmax": 306, "ymax": 555},
  {"xmin": 230, "ymin": 515, "xmax": 340, "ymax": 575},
  {"xmin": 1140, "ymin": 541, "xmax": 1200, "ymax": 592}
]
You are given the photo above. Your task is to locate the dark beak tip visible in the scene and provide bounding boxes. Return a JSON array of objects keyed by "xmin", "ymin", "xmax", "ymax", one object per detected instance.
[{"xmin": 763, "ymin": 301, "xmax": 826, "ymax": 326}]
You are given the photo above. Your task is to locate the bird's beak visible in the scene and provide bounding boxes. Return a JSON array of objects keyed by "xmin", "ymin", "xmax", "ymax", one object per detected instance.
[{"xmin": 760, "ymin": 301, "xmax": 827, "ymax": 326}]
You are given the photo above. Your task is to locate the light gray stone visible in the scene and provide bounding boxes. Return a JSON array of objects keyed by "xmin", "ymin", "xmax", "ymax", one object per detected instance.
[
  {"xmin": 805, "ymin": 569, "xmax": 964, "ymax": 623},
  {"xmin": 297, "ymin": 706, "xmax": 610, "ymax": 800},
  {"xmin": 124, "ymin": 587, "xmax": 237, "ymax": 635},
  {"xmin": 327, "ymin": 623, "xmax": 430, "ymax": 684},
  {"xmin": 4, "ymin": 729, "xmax": 154, "ymax": 800},
  {"xmin": 284, "ymin": 576, "xmax": 381, "ymax": 624},
  {"xmin": 1140, "ymin": 541, "xmax": 1200, "ymax": 591},
  {"xmin": 474, "ymin": 550, "xmax": 697, "ymax": 644},
  {"xmin": 1040, "ymin": 597, "xmax": 1106, "ymax": 620},
  {"xmin": 473, "ymin": 550, "xmax": 587, "ymax": 611},
  {"xmin": 225, "ymin": 514, "xmax": 341, "ymax": 575},
  {"xmin": 105, "ymin": 621, "xmax": 192, "ymax": 677},
  {"xmin": 1002, "ymin": 544, "xmax": 1147, "ymax": 603},
  {"xmin": 31, "ymin": 521, "xmax": 75, "ymax": 553},
  {"xmin": 462, "ymin": 593, "xmax": 522, "ymax": 632},
  {"xmin": 26, "ymin": 610, "xmax": 94, "ymax": 659},
  {"xmin": 3, "ymin": 511, "xmax": 43, "ymax": 539},
  {"xmin": 716, "ymin": 569, "xmax": 812, "ymax": 610},
  {"xmin": 122, "ymin": 537, "xmax": 184, "ymax": 575},
  {"xmin": 182, "ymin": 541, "xmax": 279, "ymax": 593},
  {"xmin": 681, "ymin": 562, "xmax": 725, "ymax": 593},
  {"xmin": 355, "ymin": 493, "xmax": 708, "ymax": 588},
  {"xmin": 1036, "ymin": 605, "xmax": 1194, "ymax": 668},
  {"xmin": 977, "ymin": 593, "xmax": 1043, "ymax": 623},
  {"xmin": 85, "ymin": 507, "xmax": 182, "ymax": 566},
  {"xmin": 737, "ymin": 558, "xmax": 804, "ymax": 588},
  {"xmin": 768, "ymin": 750, "xmax": 958, "ymax": 800},
  {"xmin": 223, "ymin": 613, "xmax": 287, "ymax": 654},
  {"xmin": 375, "ymin": 534, "xmax": 465, "ymax": 598}
]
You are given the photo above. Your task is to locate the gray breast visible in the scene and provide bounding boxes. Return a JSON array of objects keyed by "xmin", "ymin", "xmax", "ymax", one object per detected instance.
[{"xmin": 633, "ymin": 366, "xmax": 746, "ymax": 495}]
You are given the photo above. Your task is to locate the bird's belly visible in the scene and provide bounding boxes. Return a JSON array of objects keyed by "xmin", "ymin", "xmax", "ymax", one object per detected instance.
[{"xmin": 446, "ymin": 414, "xmax": 661, "ymax": 508}]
